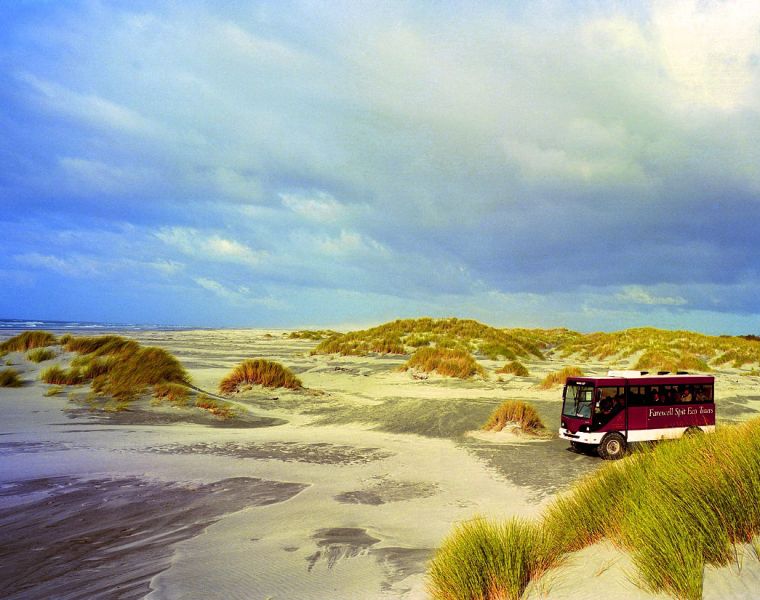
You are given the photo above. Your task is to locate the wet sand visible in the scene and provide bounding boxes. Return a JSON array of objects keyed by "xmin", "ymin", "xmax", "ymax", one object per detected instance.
[{"xmin": 2, "ymin": 328, "xmax": 759, "ymax": 599}]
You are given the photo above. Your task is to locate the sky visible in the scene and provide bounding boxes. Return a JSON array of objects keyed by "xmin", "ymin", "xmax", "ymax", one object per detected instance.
[{"xmin": 2, "ymin": 0, "xmax": 760, "ymax": 333}]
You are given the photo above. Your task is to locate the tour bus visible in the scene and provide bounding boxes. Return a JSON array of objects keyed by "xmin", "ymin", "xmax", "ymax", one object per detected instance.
[{"xmin": 559, "ymin": 370, "xmax": 715, "ymax": 459}]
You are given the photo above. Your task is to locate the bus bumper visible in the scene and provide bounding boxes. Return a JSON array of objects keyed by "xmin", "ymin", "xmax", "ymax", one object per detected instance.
[{"xmin": 558, "ymin": 428, "xmax": 605, "ymax": 445}]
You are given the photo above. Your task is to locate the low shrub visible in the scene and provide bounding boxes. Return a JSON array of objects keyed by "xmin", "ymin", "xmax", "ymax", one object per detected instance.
[
  {"xmin": 496, "ymin": 360, "xmax": 529, "ymax": 377},
  {"xmin": 538, "ymin": 366, "xmax": 584, "ymax": 389},
  {"xmin": 219, "ymin": 359, "xmax": 302, "ymax": 393},
  {"xmin": 402, "ymin": 347, "xmax": 485, "ymax": 379},
  {"xmin": 482, "ymin": 400, "xmax": 545, "ymax": 434},
  {"xmin": 0, "ymin": 368, "xmax": 22, "ymax": 387},
  {"xmin": 427, "ymin": 517, "xmax": 551, "ymax": 600},
  {"xmin": 0, "ymin": 331, "xmax": 57, "ymax": 352},
  {"xmin": 26, "ymin": 348, "xmax": 56, "ymax": 363}
]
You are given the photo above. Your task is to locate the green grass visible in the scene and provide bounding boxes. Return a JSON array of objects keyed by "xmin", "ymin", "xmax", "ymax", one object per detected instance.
[
  {"xmin": 40, "ymin": 365, "xmax": 84, "ymax": 385},
  {"xmin": 0, "ymin": 368, "xmax": 22, "ymax": 387},
  {"xmin": 428, "ymin": 517, "xmax": 551, "ymax": 600},
  {"xmin": 495, "ymin": 360, "xmax": 529, "ymax": 377},
  {"xmin": 402, "ymin": 347, "xmax": 485, "ymax": 379},
  {"xmin": 538, "ymin": 366, "xmax": 584, "ymax": 389},
  {"xmin": 26, "ymin": 348, "xmax": 56, "ymax": 363},
  {"xmin": 0, "ymin": 331, "xmax": 57, "ymax": 352},
  {"xmin": 429, "ymin": 418, "xmax": 760, "ymax": 600},
  {"xmin": 219, "ymin": 359, "xmax": 302, "ymax": 393},
  {"xmin": 482, "ymin": 400, "xmax": 545, "ymax": 434}
]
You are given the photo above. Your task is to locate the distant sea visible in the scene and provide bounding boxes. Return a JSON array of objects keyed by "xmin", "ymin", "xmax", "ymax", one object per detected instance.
[{"xmin": 0, "ymin": 318, "xmax": 196, "ymax": 332}]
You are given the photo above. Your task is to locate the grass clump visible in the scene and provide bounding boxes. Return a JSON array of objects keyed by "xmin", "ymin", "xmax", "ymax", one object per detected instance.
[
  {"xmin": 539, "ymin": 366, "xmax": 584, "ymax": 389},
  {"xmin": 40, "ymin": 365, "xmax": 84, "ymax": 385},
  {"xmin": 44, "ymin": 386, "xmax": 64, "ymax": 397},
  {"xmin": 402, "ymin": 347, "xmax": 485, "ymax": 379},
  {"xmin": 195, "ymin": 394, "xmax": 237, "ymax": 419},
  {"xmin": 288, "ymin": 329, "xmax": 339, "ymax": 340},
  {"xmin": 482, "ymin": 400, "xmax": 545, "ymax": 434},
  {"xmin": 0, "ymin": 331, "xmax": 57, "ymax": 352},
  {"xmin": 428, "ymin": 517, "xmax": 551, "ymax": 600},
  {"xmin": 153, "ymin": 382, "xmax": 190, "ymax": 406},
  {"xmin": 0, "ymin": 368, "xmax": 22, "ymax": 387},
  {"xmin": 219, "ymin": 359, "xmax": 302, "ymax": 394},
  {"xmin": 26, "ymin": 348, "xmax": 56, "ymax": 363},
  {"xmin": 495, "ymin": 360, "xmax": 529, "ymax": 377}
]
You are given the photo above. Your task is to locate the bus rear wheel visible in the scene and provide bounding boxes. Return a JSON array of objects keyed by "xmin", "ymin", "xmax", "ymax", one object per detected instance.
[{"xmin": 598, "ymin": 433, "xmax": 626, "ymax": 460}]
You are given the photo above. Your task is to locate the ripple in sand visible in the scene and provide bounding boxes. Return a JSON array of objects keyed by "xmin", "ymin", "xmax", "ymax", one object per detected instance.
[
  {"xmin": 145, "ymin": 441, "xmax": 393, "ymax": 465},
  {"xmin": 335, "ymin": 477, "xmax": 439, "ymax": 505},
  {"xmin": 0, "ymin": 475, "xmax": 307, "ymax": 600}
]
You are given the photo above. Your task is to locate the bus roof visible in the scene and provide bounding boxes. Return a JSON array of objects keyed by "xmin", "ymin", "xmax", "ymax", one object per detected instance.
[{"xmin": 567, "ymin": 374, "xmax": 714, "ymax": 386}]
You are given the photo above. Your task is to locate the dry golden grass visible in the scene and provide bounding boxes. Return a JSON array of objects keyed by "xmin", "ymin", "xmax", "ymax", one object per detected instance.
[
  {"xmin": 26, "ymin": 348, "xmax": 56, "ymax": 363},
  {"xmin": 219, "ymin": 359, "xmax": 302, "ymax": 394},
  {"xmin": 539, "ymin": 366, "xmax": 584, "ymax": 389},
  {"xmin": 0, "ymin": 368, "xmax": 22, "ymax": 387},
  {"xmin": 402, "ymin": 347, "xmax": 485, "ymax": 379},
  {"xmin": 40, "ymin": 365, "xmax": 84, "ymax": 385},
  {"xmin": 288, "ymin": 329, "xmax": 339, "ymax": 340},
  {"xmin": 483, "ymin": 400, "xmax": 545, "ymax": 434},
  {"xmin": 153, "ymin": 382, "xmax": 190, "ymax": 406},
  {"xmin": 0, "ymin": 331, "xmax": 57, "ymax": 352},
  {"xmin": 195, "ymin": 394, "xmax": 237, "ymax": 419},
  {"xmin": 496, "ymin": 360, "xmax": 530, "ymax": 377}
]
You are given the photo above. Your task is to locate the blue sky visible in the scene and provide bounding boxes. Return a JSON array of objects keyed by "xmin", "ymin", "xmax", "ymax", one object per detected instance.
[{"xmin": 2, "ymin": 0, "xmax": 760, "ymax": 332}]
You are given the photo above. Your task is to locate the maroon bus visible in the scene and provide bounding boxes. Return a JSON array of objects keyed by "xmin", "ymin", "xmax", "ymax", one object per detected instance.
[{"xmin": 559, "ymin": 370, "xmax": 715, "ymax": 459}]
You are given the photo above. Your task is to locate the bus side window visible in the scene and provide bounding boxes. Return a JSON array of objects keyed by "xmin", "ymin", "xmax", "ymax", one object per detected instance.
[
  {"xmin": 647, "ymin": 385, "xmax": 662, "ymax": 405},
  {"xmin": 628, "ymin": 386, "xmax": 644, "ymax": 407},
  {"xmin": 695, "ymin": 385, "xmax": 714, "ymax": 403}
]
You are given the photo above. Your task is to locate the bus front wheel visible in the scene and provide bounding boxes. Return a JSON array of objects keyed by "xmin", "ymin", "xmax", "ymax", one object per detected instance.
[{"xmin": 598, "ymin": 433, "xmax": 626, "ymax": 460}]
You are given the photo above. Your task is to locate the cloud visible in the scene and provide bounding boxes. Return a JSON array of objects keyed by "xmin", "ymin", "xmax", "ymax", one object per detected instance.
[
  {"xmin": 155, "ymin": 227, "xmax": 267, "ymax": 266},
  {"xmin": 280, "ymin": 191, "xmax": 344, "ymax": 222},
  {"xmin": 193, "ymin": 276, "xmax": 285, "ymax": 309},
  {"xmin": 615, "ymin": 286, "xmax": 688, "ymax": 306}
]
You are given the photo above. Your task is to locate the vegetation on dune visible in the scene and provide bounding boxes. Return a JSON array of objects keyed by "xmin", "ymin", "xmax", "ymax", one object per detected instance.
[
  {"xmin": 539, "ymin": 366, "xmax": 584, "ymax": 389},
  {"xmin": 287, "ymin": 329, "xmax": 339, "ymax": 340},
  {"xmin": 0, "ymin": 331, "xmax": 57, "ymax": 352},
  {"xmin": 153, "ymin": 382, "xmax": 190, "ymax": 406},
  {"xmin": 195, "ymin": 394, "xmax": 237, "ymax": 419},
  {"xmin": 402, "ymin": 347, "xmax": 485, "ymax": 379},
  {"xmin": 39, "ymin": 334, "xmax": 190, "ymax": 402},
  {"xmin": 219, "ymin": 359, "xmax": 302, "ymax": 394},
  {"xmin": 495, "ymin": 360, "xmax": 529, "ymax": 377},
  {"xmin": 482, "ymin": 400, "xmax": 545, "ymax": 434},
  {"xmin": 311, "ymin": 317, "xmax": 565, "ymax": 359},
  {"xmin": 429, "ymin": 418, "xmax": 760, "ymax": 600},
  {"xmin": 26, "ymin": 348, "xmax": 56, "ymax": 363},
  {"xmin": 428, "ymin": 517, "xmax": 551, "ymax": 600},
  {"xmin": 44, "ymin": 386, "xmax": 64, "ymax": 397},
  {"xmin": 0, "ymin": 368, "xmax": 22, "ymax": 387},
  {"xmin": 559, "ymin": 326, "xmax": 760, "ymax": 369}
]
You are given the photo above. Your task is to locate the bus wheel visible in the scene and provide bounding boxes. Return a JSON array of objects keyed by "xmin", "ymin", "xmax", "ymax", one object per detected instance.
[
  {"xmin": 598, "ymin": 433, "xmax": 626, "ymax": 460},
  {"xmin": 684, "ymin": 426, "xmax": 703, "ymax": 437}
]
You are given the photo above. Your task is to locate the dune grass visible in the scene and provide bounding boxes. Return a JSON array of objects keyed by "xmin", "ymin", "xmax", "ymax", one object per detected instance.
[
  {"xmin": 495, "ymin": 360, "xmax": 529, "ymax": 377},
  {"xmin": 402, "ymin": 347, "xmax": 485, "ymax": 379},
  {"xmin": 26, "ymin": 348, "xmax": 56, "ymax": 363},
  {"xmin": 311, "ymin": 317, "xmax": 558, "ymax": 359},
  {"xmin": 44, "ymin": 385, "xmax": 64, "ymax": 397},
  {"xmin": 482, "ymin": 400, "xmax": 545, "ymax": 434},
  {"xmin": 153, "ymin": 382, "xmax": 190, "ymax": 406},
  {"xmin": 195, "ymin": 394, "xmax": 237, "ymax": 419},
  {"xmin": 0, "ymin": 331, "xmax": 57, "ymax": 352},
  {"xmin": 219, "ymin": 359, "xmax": 302, "ymax": 394},
  {"xmin": 429, "ymin": 418, "xmax": 760, "ymax": 600},
  {"xmin": 39, "ymin": 334, "xmax": 190, "ymax": 402},
  {"xmin": 288, "ymin": 329, "xmax": 339, "ymax": 340},
  {"xmin": 428, "ymin": 517, "xmax": 551, "ymax": 600},
  {"xmin": 538, "ymin": 366, "xmax": 584, "ymax": 389},
  {"xmin": 0, "ymin": 368, "xmax": 22, "ymax": 387}
]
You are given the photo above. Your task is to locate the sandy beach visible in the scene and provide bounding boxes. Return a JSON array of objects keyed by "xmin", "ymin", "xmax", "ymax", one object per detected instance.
[{"xmin": 2, "ymin": 328, "xmax": 760, "ymax": 599}]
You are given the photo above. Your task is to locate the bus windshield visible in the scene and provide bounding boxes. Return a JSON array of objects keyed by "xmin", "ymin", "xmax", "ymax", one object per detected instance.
[{"xmin": 562, "ymin": 383, "xmax": 594, "ymax": 419}]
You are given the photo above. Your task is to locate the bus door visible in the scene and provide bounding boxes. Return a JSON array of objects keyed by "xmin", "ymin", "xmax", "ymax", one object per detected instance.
[{"xmin": 595, "ymin": 386, "xmax": 626, "ymax": 432}]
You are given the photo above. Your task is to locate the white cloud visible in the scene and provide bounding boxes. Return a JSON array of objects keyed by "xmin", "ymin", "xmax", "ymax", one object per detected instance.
[
  {"xmin": 193, "ymin": 276, "xmax": 285, "ymax": 308},
  {"xmin": 155, "ymin": 227, "xmax": 267, "ymax": 266},
  {"xmin": 13, "ymin": 253, "xmax": 101, "ymax": 277},
  {"xmin": 615, "ymin": 285, "xmax": 688, "ymax": 306},
  {"xmin": 280, "ymin": 191, "xmax": 344, "ymax": 222}
]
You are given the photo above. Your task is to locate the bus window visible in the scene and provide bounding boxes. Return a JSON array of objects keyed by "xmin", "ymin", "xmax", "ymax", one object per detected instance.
[
  {"xmin": 647, "ymin": 385, "xmax": 663, "ymax": 405},
  {"xmin": 628, "ymin": 386, "xmax": 645, "ymax": 407},
  {"xmin": 562, "ymin": 383, "xmax": 594, "ymax": 418},
  {"xmin": 694, "ymin": 384, "xmax": 714, "ymax": 403}
]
